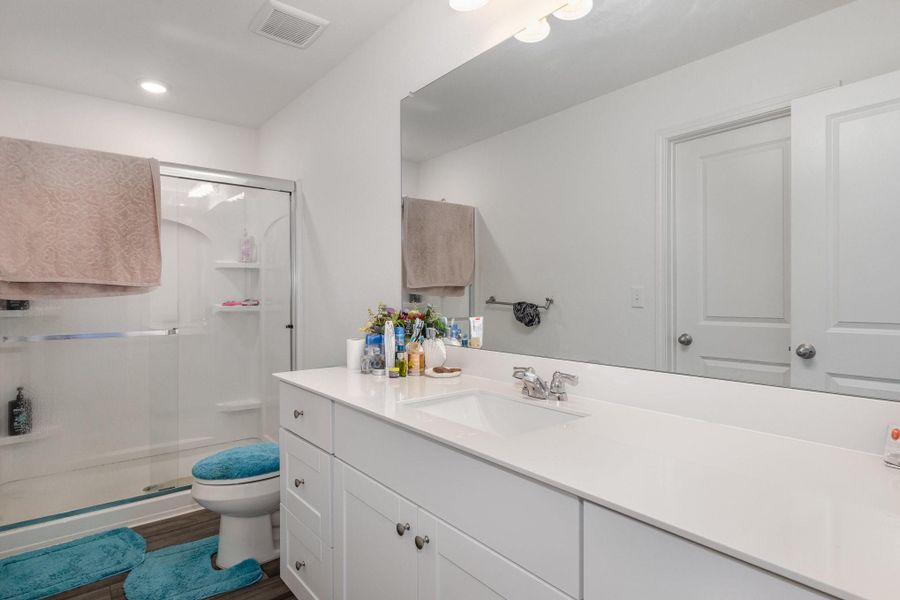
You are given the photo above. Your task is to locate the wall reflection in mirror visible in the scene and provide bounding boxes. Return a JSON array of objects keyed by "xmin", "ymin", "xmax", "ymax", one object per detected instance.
[{"xmin": 400, "ymin": 0, "xmax": 900, "ymax": 402}]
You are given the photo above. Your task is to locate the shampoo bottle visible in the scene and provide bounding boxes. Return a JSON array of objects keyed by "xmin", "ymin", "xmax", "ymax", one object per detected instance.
[
  {"xmin": 8, "ymin": 387, "xmax": 32, "ymax": 436},
  {"xmin": 239, "ymin": 227, "xmax": 257, "ymax": 263}
]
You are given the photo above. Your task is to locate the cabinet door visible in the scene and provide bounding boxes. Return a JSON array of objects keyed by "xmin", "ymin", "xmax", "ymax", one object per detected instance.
[
  {"xmin": 333, "ymin": 460, "xmax": 418, "ymax": 600},
  {"xmin": 417, "ymin": 510, "xmax": 572, "ymax": 600}
]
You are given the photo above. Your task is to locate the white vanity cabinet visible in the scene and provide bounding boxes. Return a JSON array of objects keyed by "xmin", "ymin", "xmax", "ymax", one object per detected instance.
[{"xmin": 334, "ymin": 460, "xmax": 572, "ymax": 600}]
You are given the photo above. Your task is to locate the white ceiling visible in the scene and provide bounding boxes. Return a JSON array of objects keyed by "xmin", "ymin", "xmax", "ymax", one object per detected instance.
[
  {"xmin": 402, "ymin": 0, "xmax": 852, "ymax": 162},
  {"xmin": 0, "ymin": 0, "xmax": 413, "ymax": 127}
]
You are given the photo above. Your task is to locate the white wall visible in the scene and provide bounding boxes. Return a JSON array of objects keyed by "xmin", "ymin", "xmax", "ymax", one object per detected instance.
[
  {"xmin": 258, "ymin": 0, "xmax": 563, "ymax": 368},
  {"xmin": 411, "ymin": 0, "xmax": 900, "ymax": 369},
  {"xmin": 0, "ymin": 78, "xmax": 258, "ymax": 172}
]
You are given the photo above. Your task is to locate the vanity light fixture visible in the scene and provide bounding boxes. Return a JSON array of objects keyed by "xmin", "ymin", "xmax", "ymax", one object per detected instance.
[
  {"xmin": 515, "ymin": 18, "xmax": 551, "ymax": 43},
  {"xmin": 139, "ymin": 80, "xmax": 168, "ymax": 94},
  {"xmin": 552, "ymin": 0, "xmax": 593, "ymax": 21},
  {"xmin": 449, "ymin": 0, "xmax": 489, "ymax": 11}
]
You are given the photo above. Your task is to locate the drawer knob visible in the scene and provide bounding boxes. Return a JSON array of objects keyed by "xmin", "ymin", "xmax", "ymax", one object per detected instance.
[
  {"xmin": 295, "ymin": 560, "xmax": 305, "ymax": 571},
  {"xmin": 294, "ymin": 478, "xmax": 304, "ymax": 488},
  {"xmin": 414, "ymin": 535, "xmax": 430, "ymax": 550},
  {"xmin": 293, "ymin": 409, "xmax": 304, "ymax": 419},
  {"xmin": 396, "ymin": 522, "xmax": 410, "ymax": 536}
]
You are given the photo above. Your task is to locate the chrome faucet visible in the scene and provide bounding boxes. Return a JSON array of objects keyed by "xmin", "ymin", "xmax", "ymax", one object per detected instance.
[
  {"xmin": 513, "ymin": 367, "xmax": 578, "ymax": 401},
  {"xmin": 513, "ymin": 366, "xmax": 549, "ymax": 400}
]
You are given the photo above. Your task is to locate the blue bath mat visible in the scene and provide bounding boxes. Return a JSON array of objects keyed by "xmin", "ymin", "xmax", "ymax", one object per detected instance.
[
  {"xmin": 124, "ymin": 536, "xmax": 262, "ymax": 600},
  {"xmin": 0, "ymin": 527, "xmax": 145, "ymax": 600}
]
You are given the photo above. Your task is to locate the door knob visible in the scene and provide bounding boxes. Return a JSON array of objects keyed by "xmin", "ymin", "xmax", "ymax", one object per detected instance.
[
  {"xmin": 396, "ymin": 522, "xmax": 410, "ymax": 536},
  {"xmin": 295, "ymin": 561, "xmax": 305, "ymax": 570},
  {"xmin": 293, "ymin": 409, "xmax": 304, "ymax": 418},
  {"xmin": 414, "ymin": 535, "xmax": 430, "ymax": 550},
  {"xmin": 677, "ymin": 333, "xmax": 693, "ymax": 346},
  {"xmin": 795, "ymin": 343, "xmax": 816, "ymax": 359},
  {"xmin": 294, "ymin": 478, "xmax": 304, "ymax": 488}
]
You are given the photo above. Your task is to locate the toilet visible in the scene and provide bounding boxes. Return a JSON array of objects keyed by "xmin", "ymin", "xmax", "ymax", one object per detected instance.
[{"xmin": 191, "ymin": 442, "xmax": 280, "ymax": 568}]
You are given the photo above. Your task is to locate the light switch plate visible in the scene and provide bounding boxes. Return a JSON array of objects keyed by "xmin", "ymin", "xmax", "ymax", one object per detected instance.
[
  {"xmin": 884, "ymin": 424, "xmax": 900, "ymax": 468},
  {"xmin": 630, "ymin": 286, "xmax": 645, "ymax": 308}
]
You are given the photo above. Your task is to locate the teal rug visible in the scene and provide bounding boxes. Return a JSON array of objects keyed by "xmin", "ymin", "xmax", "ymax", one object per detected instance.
[
  {"xmin": 0, "ymin": 527, "xmax": 145, "ymax": 600},
  {"xmin": 124, "ymin": 536, "xmax": 262, "ymax": 600}
]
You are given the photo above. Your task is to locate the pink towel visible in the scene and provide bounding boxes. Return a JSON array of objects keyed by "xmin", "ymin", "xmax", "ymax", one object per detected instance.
[{"xmin": 0, "ymin": 137, "xmax": 161, "ymax": 299}]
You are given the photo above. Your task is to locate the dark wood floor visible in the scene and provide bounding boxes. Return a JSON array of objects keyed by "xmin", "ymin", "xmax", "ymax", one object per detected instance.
[{"xmin": 47, "ymin": 509, "xmax": 293, "ymax": 600}]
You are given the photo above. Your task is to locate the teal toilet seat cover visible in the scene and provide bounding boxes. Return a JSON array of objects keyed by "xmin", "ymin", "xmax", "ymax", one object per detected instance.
[{"xmin": 192, "ymin": 442, "xmax": 279, "ymax": 481}]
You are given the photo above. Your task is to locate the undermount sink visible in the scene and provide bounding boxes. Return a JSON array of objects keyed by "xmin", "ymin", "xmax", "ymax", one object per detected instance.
[{"xmin": 403, "ymin": 390, "xmax": 584, "ymax": 436}]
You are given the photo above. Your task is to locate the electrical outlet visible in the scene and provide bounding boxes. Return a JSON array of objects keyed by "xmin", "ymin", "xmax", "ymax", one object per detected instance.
[{"xmin": 630, "ymin": 286, "xmax": 645, "ymax": 308}]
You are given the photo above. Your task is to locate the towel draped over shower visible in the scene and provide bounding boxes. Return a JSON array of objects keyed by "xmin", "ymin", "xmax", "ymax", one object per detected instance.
[{"xmin": 0, "ymin": 137, "xmax": 162, "ymax": 299}]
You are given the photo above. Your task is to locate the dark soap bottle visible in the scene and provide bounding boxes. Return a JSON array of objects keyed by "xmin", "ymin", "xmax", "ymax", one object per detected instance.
[{"xmin": 8, "ymin": 386, "xmax": 32, "ymax": 436}]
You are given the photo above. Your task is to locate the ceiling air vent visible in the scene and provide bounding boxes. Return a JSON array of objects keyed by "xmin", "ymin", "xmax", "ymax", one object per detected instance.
[{"xmin": 251, "ymin": 0, "xmax": 329, "ymax": 49}]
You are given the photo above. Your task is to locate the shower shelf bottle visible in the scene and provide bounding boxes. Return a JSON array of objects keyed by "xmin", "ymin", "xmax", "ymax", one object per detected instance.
[{"xmin": 8, "ymin": 386, "xmax": 32, "ymax": 436}]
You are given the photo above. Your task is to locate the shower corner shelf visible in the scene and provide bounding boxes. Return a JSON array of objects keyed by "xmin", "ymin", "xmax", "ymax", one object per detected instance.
[
  {"xmin": 0, "ymin": 425, "xmax": 62, "ymax": 447},
  {"xmin": 214, "ymin": 260, "xmax": 260, "ymax": 269},
  {"xmin": 213, "ymin": 304, "xmax": 261, "ymax": 313},
  {"xmin": 216, "ymin": 399, "xmax": 262, "ymax": 413}
]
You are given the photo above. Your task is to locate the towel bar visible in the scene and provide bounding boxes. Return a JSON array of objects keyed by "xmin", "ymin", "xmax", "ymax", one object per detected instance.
[
  {"xmin": 485, "ymin": 296, "xmax": 553, "ymax": 311},
  {"xmin": 1, "ymin": 328, "xmax": 179, "ymax": 344}
]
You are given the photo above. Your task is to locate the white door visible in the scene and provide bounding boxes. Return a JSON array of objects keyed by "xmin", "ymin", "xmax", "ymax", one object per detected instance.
[
  {"xmin": 333, "ymin": 461, "xmax": 418, "ymax": 600},
  {"xmin": 791, "ymin": 70, "xmax": 900, "ymax": 400},
  {"xmin": 674, "ymin": 117, "xmax": 792, "ymax": 385},
  {"xmin": 416, "ymin": 510, "xmax": 570, "ymax": 600}
]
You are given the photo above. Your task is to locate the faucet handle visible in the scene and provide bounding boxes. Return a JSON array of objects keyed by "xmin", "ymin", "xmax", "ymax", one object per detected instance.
[
  {"xmin": 512, "ymin": 366, "xmax": 534, "ymax": 380},
  {"xmin": 551, "ymin": 371, "xmax": 579, "ymax": 387},
  {"xmin": 549, "ymin": 372, "xmax": 578, "ymax": 400}
]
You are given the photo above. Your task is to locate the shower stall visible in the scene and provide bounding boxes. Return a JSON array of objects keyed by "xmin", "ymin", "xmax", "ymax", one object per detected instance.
[{"xmin": 0, "ymin": 165, "xmax": 295, "ymax": 550}]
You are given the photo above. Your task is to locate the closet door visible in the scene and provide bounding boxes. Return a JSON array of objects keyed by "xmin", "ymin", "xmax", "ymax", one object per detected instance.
[
  {"xmin": 333, "ymin": 460, "xmax": 418, "ymax": 600},
  {"xmin": 416, "ymin": 510, "xmax": 570, "ymax": 600},
  {"xmin": 791, "ymin": 69, "xmax": 900, "ymax": 399}
]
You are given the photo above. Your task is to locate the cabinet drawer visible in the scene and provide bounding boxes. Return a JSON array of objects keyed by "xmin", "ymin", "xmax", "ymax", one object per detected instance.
[
  {"xmin": 334, "ymin": 404, "xmax": 581, "ymax": 598},
  {"xmin": 280, "ymin": 383, "xmax": 333, "ymax": 452},
  {"xmin": 281, "ymin": 503, "xmax": 333, "ymax": 600},
  {"xmin": 280, "ymin": 428, "xmax": 332, "ymax": 545}
]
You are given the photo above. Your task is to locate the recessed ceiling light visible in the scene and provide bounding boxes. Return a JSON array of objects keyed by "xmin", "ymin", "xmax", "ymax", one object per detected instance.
[
  {"xmin": 139, "ymin": 80, "xmax": 168, "ymax": 95},
  {"xmin": 515, "ymin": 18, "xmax": 551, "ymax": 43},
  {"xmin": 553, "ymin": 0, "xmax": 593, "ymax": 21},
  {"xmin": 449, "ymin": 0, "xmax": 489, "ymax": 11}
]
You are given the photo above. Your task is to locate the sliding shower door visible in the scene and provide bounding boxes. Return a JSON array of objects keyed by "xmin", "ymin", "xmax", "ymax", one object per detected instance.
[
  {"xmin": 164, "ymin": 176, "xmax": 292, "ymax": 479},
  {"xmin": 0, "ymin": 169, "xmax": 293, "ymax": 534},
  {"xmin": 0, "ymin": 270, "xmax": 181, "ymax": 529}
]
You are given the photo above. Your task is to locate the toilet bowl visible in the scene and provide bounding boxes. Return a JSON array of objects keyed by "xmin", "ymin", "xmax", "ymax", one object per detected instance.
[{"xmin": 190, "ymin": 442, "xmax": 280, "ymax": 568}]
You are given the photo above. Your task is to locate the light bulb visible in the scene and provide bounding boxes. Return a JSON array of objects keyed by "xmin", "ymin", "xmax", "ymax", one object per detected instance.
[
  {"xmin": 553, "ymin": 0, "xmax": 593, "ymax": 21},
  {"xmin": 139, "ymin": 80, "xmax": 168, "ymax": 94},
  {"xmin": 514, "ymin": 18, "xmax": 551, "ymax": 43},
  {"xmin": 449, "ymin": 0, "xmax": 489, "ymax": 11}
]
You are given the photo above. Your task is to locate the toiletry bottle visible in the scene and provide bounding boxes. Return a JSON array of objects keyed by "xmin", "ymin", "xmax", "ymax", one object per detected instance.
[
  {"xmin": 239, "ymin": 227, "xmax": 257, "ymax": 263},
  {"xmin": 397, "ymin": 352, "xmax": 408, "ymax": 377},
  {"xmin": 384, "ymin": 323, "xmax": 396, "ymax": 370},
  {"xmin": 8, "ymin": 387, "xmax": 32, "ymax": 436},
  {"xmin": 408, "ymin": 337, "xmax": 422, "ymax": 376}
]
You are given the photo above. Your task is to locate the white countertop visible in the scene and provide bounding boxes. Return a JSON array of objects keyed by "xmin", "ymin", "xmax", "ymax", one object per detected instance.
[{"xmin": 275, "ymin": 367, "xmax": 900, "ymax": 600}]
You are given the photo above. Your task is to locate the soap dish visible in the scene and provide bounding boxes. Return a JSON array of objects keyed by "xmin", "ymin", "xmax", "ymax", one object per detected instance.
[{"xmin": 425, "ymin": 368, "xmax": 462, "ymax": 379}]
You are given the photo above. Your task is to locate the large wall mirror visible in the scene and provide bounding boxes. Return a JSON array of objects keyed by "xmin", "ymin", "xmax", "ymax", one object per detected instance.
[{"xmin": 401, "ymin": 0, "xmax": 900, "ymax": 402}]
